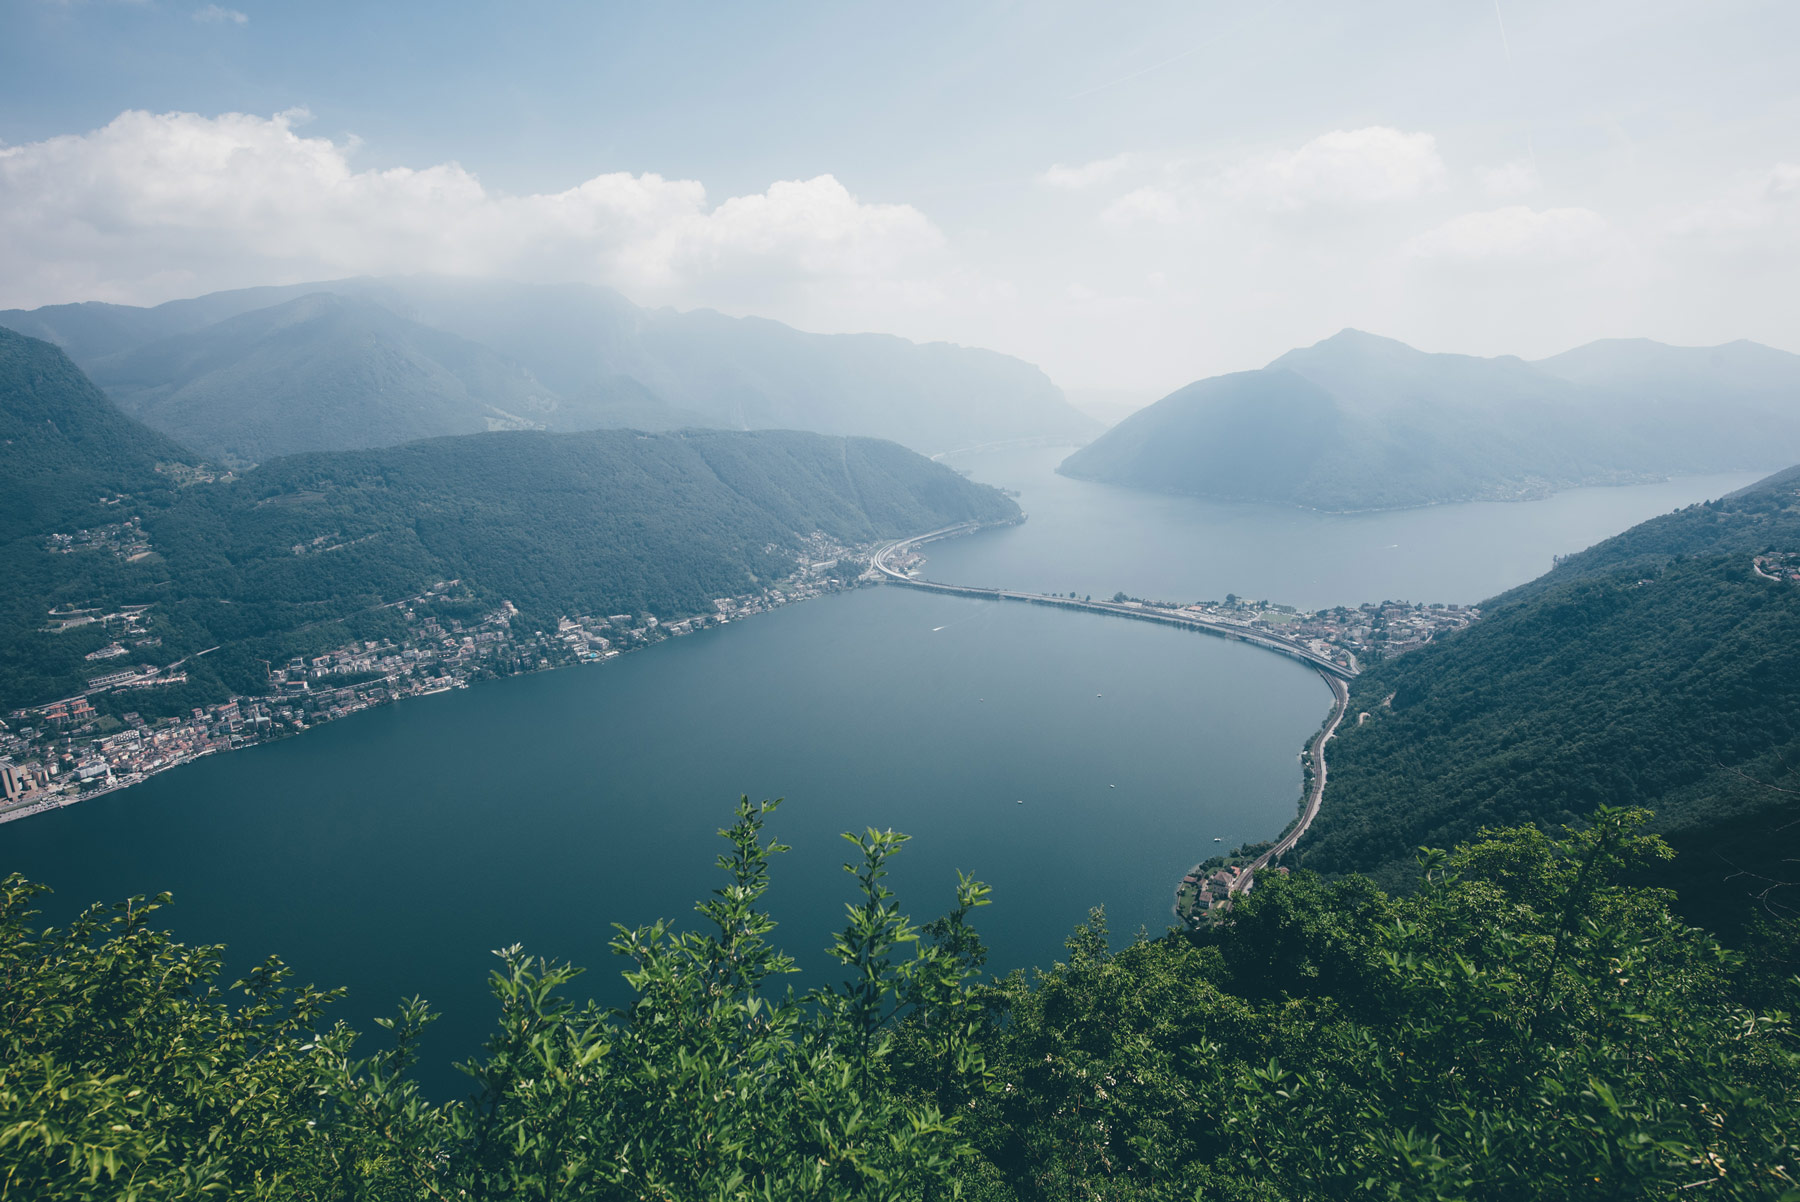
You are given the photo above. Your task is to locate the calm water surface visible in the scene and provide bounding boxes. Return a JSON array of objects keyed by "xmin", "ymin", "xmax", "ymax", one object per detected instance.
[
  {"xmin": 932, "ymin": 445, "xmax": 1767, "ymax": 607},
  {"xmin": 0, "ymin": 447, "xmax": 1763, "ymax": 1088},
  {"xmin": 3, "ymin": 587, "xmax": 1327, "ymax": 1086}
]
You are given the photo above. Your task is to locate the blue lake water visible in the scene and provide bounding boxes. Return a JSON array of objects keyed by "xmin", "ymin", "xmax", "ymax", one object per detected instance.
[{"xmin": 0, "ymin": 447, "xmax": 1764, "ymax": 1089}]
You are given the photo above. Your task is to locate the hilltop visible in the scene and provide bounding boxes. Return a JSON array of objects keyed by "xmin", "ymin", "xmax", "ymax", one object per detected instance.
[
  {"xmin": 2, "ymin": 278, "xmax": 1099, "ymax": 461},
  {"xmin": 1059, "ymin": 329, "xmax": 1800, "ymax": 511},
  {"xmin": 83, "ymin": 293, "xmax": 560, "ymax": 465}
]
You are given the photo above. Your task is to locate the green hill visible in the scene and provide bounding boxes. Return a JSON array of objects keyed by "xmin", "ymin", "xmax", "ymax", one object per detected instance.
[
  {"xmin": 0, "ymin": 327, "xmax": 195, "ymax": 539},
  {"xmin": 1301, "ymin": 464, "xmax": 1800, "ymax": 927},
  {"xmin": 0, "ymin": 334, "xmax": 1018, "ymax": 712},
  {"xmin": 84, "ymin": 292, "xmax": 562, "ymax": 465},
  {"xmin": 2, "ymin": 278, "xmax": 1100, "ymax": 458},
  {"xmin": 1059, "ymin": 329, "xmax": 1800, "ymax": 511}
]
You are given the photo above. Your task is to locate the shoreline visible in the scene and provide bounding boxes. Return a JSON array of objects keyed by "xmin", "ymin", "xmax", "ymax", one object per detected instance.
[
  {"xmin": 0, "ymin": 540, "xmax": 882, "ymax": 826},
  {"xmin": 1173, "ymin": 671, "xmax": 1349, "ymax": 923},
  {"xmin": 10, "ymin": 520, "xmax": 1388, "ymax": 930}
]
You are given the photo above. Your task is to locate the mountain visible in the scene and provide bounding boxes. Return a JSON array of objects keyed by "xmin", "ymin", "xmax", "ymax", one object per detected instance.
[
  {"xmin": 0, "ymin": 326, "xmax": 195, "ymax": 540},
  {"xmin": 1299, "ymin": 463, "xmax": 1800, "ymax": 929},
  {"xmin": 0, "ymin": 336, "xmax": 1019, "ymax": 713},
  {"xmin": 1, "ymin": 278, "xmax": 1099, "ymax": 458},
  {"xmin": 305, "ymin": 277, "xmax": 1100, "ymax": 452},
  {"xmin": 80, "ymin": 293, "xmax": 563, "ymax": 465},
  {"xmin": 1059, "ymin": 329, "xmax": 1800, "ymax": 511},
  {"xmin": 0, "ymin": 280, "xmax": 381, "ymax": 365}
]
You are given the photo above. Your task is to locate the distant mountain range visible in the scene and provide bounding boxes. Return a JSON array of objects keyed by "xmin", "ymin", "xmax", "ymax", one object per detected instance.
[
  {"xmin": 0, "ymin": 279, "xmax": 1098, "ymax": 465},
  {"xmin": 1059, "ymin": 329, "xmax": 1800, "ymax": 511},
  {"xmin": 1303, "ymin": 461, "xmax": 1800, "ymax": 930},
  {"xmin": 0, "ymin": 325, "xmax": 1019, "ymax": 713}
]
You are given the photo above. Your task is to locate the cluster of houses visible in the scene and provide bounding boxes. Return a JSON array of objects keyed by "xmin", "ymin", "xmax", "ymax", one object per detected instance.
[
  {"xmin": 1173, "ymin": 596, "xmax": 1479, "ymax": 668},
  {"xmin": 1175, "ymin": 861, "xmax": 1292, "ymax": 923},
  {"xmin": 1753, "ymin": 552, "xmax": 1800, "ymax": 584},
  {"xmin": 43, "ymin": 517, "xmax": 153, "ymax": 561},
  {"xmin": 4, "ymin": 537, "xmax": 868, "ymax": 823}
]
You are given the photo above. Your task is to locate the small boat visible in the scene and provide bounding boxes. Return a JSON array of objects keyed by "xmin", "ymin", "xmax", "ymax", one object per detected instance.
[
  {"xmin": 1016, "ymin": 799, "xmax": 1023, "ymax": 805},
  {"xmin": 1109, "ymin": 784, "xmax": 1117, "ymax": 789},
  {"xmin": 1213, "ymin": 837, "xmax": 1223, "ymax": 842}
]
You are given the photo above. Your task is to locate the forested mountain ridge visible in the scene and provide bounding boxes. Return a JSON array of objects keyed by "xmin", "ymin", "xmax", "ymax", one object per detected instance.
[
  {"xmin": 0, "ymin": 277, "xmax": 1100, "ymax": 458},
  {"xmin": 1302, "ymin": 464, "xmax": 1800, "ymax": 925},
  {"xmin": 0, "ymin": 332, "xmax": 1019, "ymax": 715},
  {"xmin": 0, "ymin": 326, "xmax": 196, "ymax": 539},
  {"xmin": 1059, "ymin": 328, "xmax": 1800, "ymax": 511},
  {"xmin": 84, "ymin": 292, "xmax": 561, "ymax": 465}
]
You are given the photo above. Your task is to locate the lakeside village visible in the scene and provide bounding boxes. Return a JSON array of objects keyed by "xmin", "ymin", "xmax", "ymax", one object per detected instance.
[
  {"xmin": 1103, "ymin": 591, "xmax": 1480, "ymax": 674},
  {"xmin": 0, "ymin": 533, "xmax": 859, "ymax": 824},
  {"xmin": 1155, "ymin": 596, "xmax": 1479, "ymax": 925}
]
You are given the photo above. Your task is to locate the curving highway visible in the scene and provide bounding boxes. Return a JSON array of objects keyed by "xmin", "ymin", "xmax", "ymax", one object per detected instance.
[{"xmin": 1224, "ymin": 672, "xmax": 1348, "ymax": 899}]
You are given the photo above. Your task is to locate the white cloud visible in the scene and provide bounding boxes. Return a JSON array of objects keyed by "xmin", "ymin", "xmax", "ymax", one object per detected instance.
[
  {"xmin": 1100, "ymin": 185, "xmax": 1181, "ymax": 228},
  {"xmin": 1222, "ymin": 127, "xmax": 1445, "ymax": 211},
  {"xmin": 1407, "ymin": 205, "xmax": 1614, "ymax": 262},
  {"xmin": 1667, "ymin": 162, "xmax": 1800, "ymax": 242},
  {"xmin": 193, "ymin": 5, "xmax": 248, "ymax": 24},
  {"xmin": 0, "ymin": 109, "xmax": 945, "ymax": 314},
  {"xmin": 1476, "ymin": 159, "xmax": 1540, "ymax": 199},
  {"xmin": 1040, "ymin": 153, "xmax": 1134, "ymax": 190}
]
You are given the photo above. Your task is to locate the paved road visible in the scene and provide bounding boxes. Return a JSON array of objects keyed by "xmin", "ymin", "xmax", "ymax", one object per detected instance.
[
  {"xmin": 872, "ymin": 525, "xmax": 1356, "ymax": 680},
  {"xmin": 1226, "ymin": 671, "xmax": 1348, "ymax": 898}
]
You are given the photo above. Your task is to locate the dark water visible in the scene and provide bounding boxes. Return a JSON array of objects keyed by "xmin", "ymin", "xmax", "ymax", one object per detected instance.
[
  {"xmin": 2, "ymin": 587, "xmax": 1327, "ymax": 1086},
  {"xmin": 0, "ymin": 448, "xmax": 1758, "ymax": 1089}
]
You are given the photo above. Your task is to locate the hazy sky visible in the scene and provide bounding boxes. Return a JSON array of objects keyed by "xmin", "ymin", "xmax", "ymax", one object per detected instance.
[{"xmin": 3, "ymin": 1, "xmax": 1796, "ymax": 393}]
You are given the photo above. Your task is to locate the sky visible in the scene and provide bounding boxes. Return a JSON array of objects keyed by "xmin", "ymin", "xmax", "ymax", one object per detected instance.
[{"xmin": 2, "ymin": 0, "xmax": 1796, "ymax": 395}]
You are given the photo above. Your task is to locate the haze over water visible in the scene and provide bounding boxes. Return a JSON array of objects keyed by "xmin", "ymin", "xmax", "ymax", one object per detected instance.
[
  {"xmin": 931, "ymin": 446, "xmax": 1768, "ymax": 609},
  {"xmin": 0, "ymin": 449, "xmax": 1762, "ymax": 1088}
]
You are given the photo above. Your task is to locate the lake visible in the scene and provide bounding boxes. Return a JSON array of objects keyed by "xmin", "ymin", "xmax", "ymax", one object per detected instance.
[
  {"xmin": 0, "ymin": 448, "xmax": 1765, "ymax": 1088},
  {"xmin": 928, "ymin": 446, "xmax": 1767, "ymax": 608}
]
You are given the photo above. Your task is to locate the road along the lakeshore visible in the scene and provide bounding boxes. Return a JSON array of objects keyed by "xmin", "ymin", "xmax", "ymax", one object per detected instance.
[
  {"xmin": 871, "ymin": 524, "xmax": 1357, "ymax": 897},
  {"xmin": 872, "ymin": 526, "xmax": 1356, "ymax": 681}
]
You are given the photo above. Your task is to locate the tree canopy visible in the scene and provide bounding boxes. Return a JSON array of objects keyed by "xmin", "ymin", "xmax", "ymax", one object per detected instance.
[{"xmin": 3, "ymin": 802, "xmax": 1794, "ymax": 1200}]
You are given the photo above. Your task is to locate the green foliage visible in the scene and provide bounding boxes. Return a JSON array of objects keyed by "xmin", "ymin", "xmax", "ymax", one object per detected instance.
[
  {"xmin": 1306, "ymin": 468, "xmax": 1800, "ymax": 930},
  {"xmin": 2, "ymin": 805, "xmax": 1794, "ymax": 1200},
  {"xmin": 0, "ymin": 327, "xmax": 190, "ymax": 542},
  {"xmin": 0, "ymin": 798, "xmax": 996, "ymax": 1200},
  {"xmin": 0, "ymin": 330, "xmax": 1019, "ymax": 712},
  {"xmin": 963, "ymin": 808, "xmax": 1799, "ymax": 1200}
]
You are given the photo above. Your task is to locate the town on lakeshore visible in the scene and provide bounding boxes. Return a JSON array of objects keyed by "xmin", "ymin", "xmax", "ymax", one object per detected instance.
[
  {"xmin": 0, "ymin": 533, "xmax": 861, "ymax": 825},
  {"xmin": 3, "ymin": 516, "xmax": 1481, "ymax": 934}
]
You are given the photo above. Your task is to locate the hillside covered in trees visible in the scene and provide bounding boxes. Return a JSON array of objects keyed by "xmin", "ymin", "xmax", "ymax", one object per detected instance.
[
  {"xmin": 1301, "ymin": 463, "xmax": 1800, "ymax": 928},
  {"xmin": 0, "ymin": 277, "xmax": 1100, "ymax": 461},
  {"xmin": 83, "ymin": 292, "xmax": 562, "ymax": 466},
  {"xmin": 0, "ymin": 328, "xmax": 1018, "ymax": 714},
  {"xmin": 1059, "ymin": 330, "xmax": 1800, "ymax": 511},
  {"xmin": 2, "ymin": 801, "xmax": 1794, "ymax": 1200}
]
